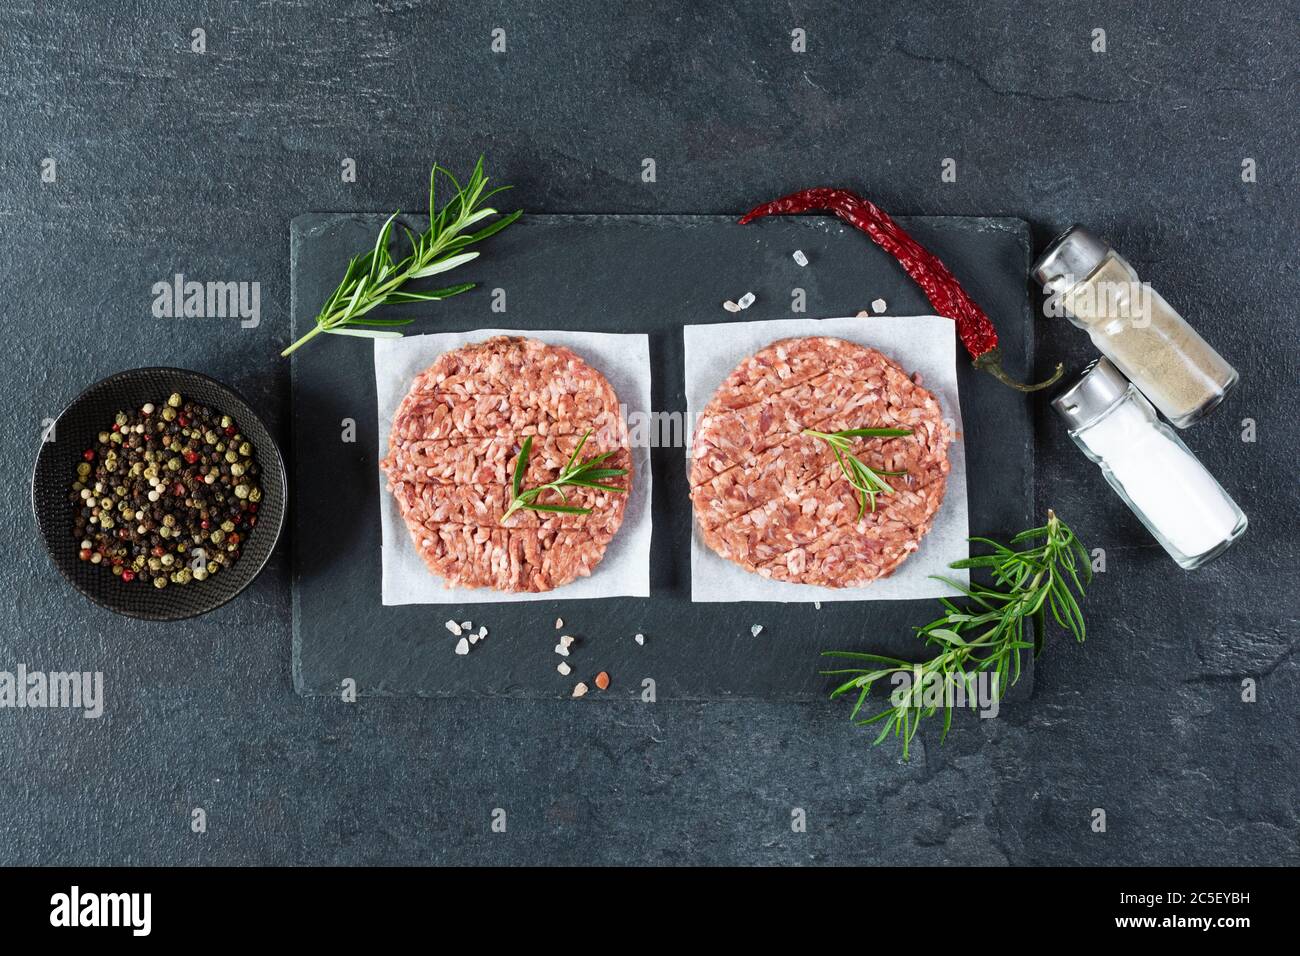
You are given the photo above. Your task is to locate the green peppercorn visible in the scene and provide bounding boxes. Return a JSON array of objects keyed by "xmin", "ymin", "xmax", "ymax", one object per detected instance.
[
  {"xmin": 167, "ymin": 392, "xmax": 182, "ymax": 408},
  {"xmin": 153, "ymin": 576, "xmax": 168, "ymax": 589}
]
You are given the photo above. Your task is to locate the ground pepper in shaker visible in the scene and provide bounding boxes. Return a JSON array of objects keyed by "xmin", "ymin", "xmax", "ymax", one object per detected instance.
[
  {"xmin": 1033, "ymin": 225, "xmax": 1238, "ymax": 427},
  {"xmin": 1052, "ymin": 358, "xmax": 1246, "ymax": 569}
]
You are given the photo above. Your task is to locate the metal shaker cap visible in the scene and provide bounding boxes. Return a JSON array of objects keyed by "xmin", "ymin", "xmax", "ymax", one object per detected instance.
[
  {"xmin": 1031, "ymin": 225, "xmax": 1110, "ymax": 297},
  {"xmin": 1051, "ymin": 357, "xmax": 1132, "ymax": 431}
]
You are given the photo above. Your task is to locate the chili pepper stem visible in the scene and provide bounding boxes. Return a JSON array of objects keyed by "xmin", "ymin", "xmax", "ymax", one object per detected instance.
[{"xmin": 973, "ymin": 348, "xmax": 1064, "ymax": 392}]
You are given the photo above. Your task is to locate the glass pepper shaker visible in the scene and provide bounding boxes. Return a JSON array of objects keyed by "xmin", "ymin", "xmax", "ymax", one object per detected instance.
[
  {"xmin": 1033, "ymin": 225, "xmax": 1238, "ymax": 428},
  {"xmin": 1052, "ymin": 359, "xmax": 1246, "ymax": 569}
]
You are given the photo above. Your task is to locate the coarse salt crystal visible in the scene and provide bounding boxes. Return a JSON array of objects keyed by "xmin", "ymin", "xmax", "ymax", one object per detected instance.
[
  {"xmin": 461, "ymin": 621, "xmax": 472, "ymax": 630},
  {"xmin": 445, "ymin": 620, "xmax": 462, "ymax": 636},
  {"xmin": 634, "ymin": 633, "xmax": 645, "ymax": 646},
  {"xmin": 594, "ymin": 671, "xmax": 610, "ymax": 691},
  {"xmin": 737, "ymin": 292, "xmax": 756, "ymax": 309},
  {"xmin": 871, "ymin": 298, "xmax": 887, "ymax": 314},
  {"xmin": 723, "ymin": 300, "xmax": 741, "ymax": 313},
  {"xmin": 557, "ymin": 661, "xmax": 571, "ymax": 676},
  {"xmin": 560, "ymin": 635, "xmax": 575, "ymax": 649},
  {"xmin": 856, "ymin": 310, "xmax": 871, "ymax": 318},
  {"xmin": 478, "ymin": 626, "xmax": 487, "ymax": 639},
  {"xmin": 554, "ymin": 643, "xmax": 570, "ymax": 657},
  {"xmin": 572, "ymin": 682, "xmax": 589, "ymax": 698},
  {"xmin": 792, "ymin": 249, "xmax": 808, "ymax": 267},
  {"xmin": 469, "ymin": 634, "xmax": 479, "ymax": 645},
  {"xmin": 454, "ymin": 637, "xmax": 470, "ymax": 655},
  {"xmin": 751, "ymin": 624, "xmax": 763, "ymax": 637},
  {"xmin": 555, "ymin": 618, "xmax": 564, "ymax": 629}
]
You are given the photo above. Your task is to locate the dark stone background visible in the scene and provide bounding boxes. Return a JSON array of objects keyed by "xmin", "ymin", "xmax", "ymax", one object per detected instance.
[{"xmin": 1, "ymin": 2, "xmax": 1295, "ymax": 865}]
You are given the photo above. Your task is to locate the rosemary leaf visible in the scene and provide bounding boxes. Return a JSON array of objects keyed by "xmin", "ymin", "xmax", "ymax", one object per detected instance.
[
  {"xmin": 822, "ymin": 510, "xmax": 1091, "ymax": 759},
  {"xmin": 501, "ymin": 428, "xmax": 629, "ymax": 524},
  {"xmin": 281, "ymin": 156, "xmax": 521, "ymax": 357},
  {"xmin": 802, "ymin": 425, "xmax": 913, "ymax": 518}
]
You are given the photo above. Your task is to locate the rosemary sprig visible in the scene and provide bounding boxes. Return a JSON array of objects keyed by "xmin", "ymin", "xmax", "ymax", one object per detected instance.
[
  {"xmin": 802, "ymin": 427, "xmax": 913, "ymax": 519},
  {"xmin": 281, "ymin": 156, "xmax": 521, "ymax": 357},
  {"xmin": 501, "ymin": 429, "xmax": 629, "ymax": 524},
  {"xmin": 822, "ymin": 510, "xmax": 1091, "ymax": 759}
]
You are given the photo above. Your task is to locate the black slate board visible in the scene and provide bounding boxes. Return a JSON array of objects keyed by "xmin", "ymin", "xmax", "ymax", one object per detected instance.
[{"xmin": 290, "ymin": 214, "xmax": 1036, "ymax": 700}]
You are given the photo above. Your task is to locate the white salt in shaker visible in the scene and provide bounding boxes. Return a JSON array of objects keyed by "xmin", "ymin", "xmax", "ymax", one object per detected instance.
[{"xmin": 1052, "ymin": 359, "xmax": 1246, "ymax": 569}]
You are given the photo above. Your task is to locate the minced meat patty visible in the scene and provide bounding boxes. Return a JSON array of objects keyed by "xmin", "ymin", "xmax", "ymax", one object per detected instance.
[
  {"xmin": 382, "ymin": 337, "xmax": 631, "ymax": 592},
  {"xmin": 690, "ymin": 336, "xmax": 950, "ymax": 587}
]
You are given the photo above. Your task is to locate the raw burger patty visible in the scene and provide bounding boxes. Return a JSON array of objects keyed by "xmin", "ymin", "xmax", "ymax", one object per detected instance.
[
  {"xmin": 381, "ymin": 337, "xmax": 632, "ymax": 592},
  {"xmin": 690, "ymin": 336, "xmax": 950, "ymax": 588}
]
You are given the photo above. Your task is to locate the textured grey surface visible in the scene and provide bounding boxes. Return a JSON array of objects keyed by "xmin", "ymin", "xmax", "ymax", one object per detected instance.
[
  {"xmin": 291, "ymin": 212, "xmax": 1035, "ymax": 700},
  {"xmin": 0, "ymin": 1, "xmax": 1296, "ymax": 865}
]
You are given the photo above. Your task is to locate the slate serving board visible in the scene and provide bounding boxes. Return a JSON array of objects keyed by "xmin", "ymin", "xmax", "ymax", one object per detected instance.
[{"xmin": 290, "ymin": 214, "xmax": 1036, "ymax": 700}]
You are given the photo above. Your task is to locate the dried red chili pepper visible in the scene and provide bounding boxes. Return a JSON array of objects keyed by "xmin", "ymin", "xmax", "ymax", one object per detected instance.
[{"xmin": 738, "ymin": 187, "xmax": 1063, "ymax": 392}]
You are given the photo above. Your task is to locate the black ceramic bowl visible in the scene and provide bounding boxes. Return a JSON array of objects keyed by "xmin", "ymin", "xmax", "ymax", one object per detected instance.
[{"xmin": 32, "ymin": 368, "xmax": 286, "ymax": 621}]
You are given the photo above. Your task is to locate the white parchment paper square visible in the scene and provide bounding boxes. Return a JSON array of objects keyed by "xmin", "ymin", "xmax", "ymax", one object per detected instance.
[
  {"xmin": 375, "ymin": 329, "xmax": 652, "ymax": 604},
  {"xmin": 684, "ymin": 315, "xmax": 969, "ymax": 603}
]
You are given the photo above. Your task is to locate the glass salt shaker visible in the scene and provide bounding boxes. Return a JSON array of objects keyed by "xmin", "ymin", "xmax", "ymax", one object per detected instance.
[
  {"xmin": 1033, "ymin": 225, "xmax": 1238, "ymax": 428},
  {"xmin": 1052, "ymin": 358, "xmax": 1246, "ymax": 569}
]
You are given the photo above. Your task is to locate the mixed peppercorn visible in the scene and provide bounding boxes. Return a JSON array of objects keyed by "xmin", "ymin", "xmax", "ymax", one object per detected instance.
[{"xmin": 69, "ymin": 393, "xmax": 262, "ymax": 589}]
